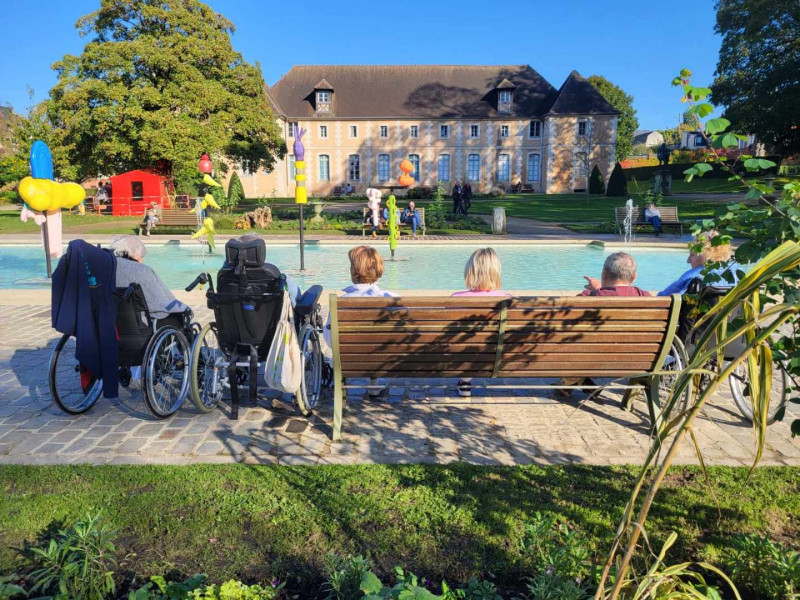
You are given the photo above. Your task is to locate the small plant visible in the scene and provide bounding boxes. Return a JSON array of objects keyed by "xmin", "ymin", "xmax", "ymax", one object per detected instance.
[
  {"xmin": 361, "ymin": 567, "xmax": 441, "ymax": 599},
  {"xmin": 723, "ymin": 534, "xmax": 800, "ymax": 600},
  {"xmin": 520, "ymin": 512, "xmax": 592, "ymax": 583},
  {"xmin": 128, "ymin": 574, "xmax": 207, "ymax": 599},
  {"xmin": 189, "ymin": 579, "xmax": 283, "ymax": 600},
  {"xmin": 322, "ymin": 553, "xmax": 374, "ymax": 600},
  {"xmin": 26, "ymin": 512, "xmax": 118, "ymax": 600},
  {"xmin": 0, "ymin": 575, "xmax": 25, "ymax": 600},
  {"xmin": 523, "ymin": 572, "xmax": 591, "ymax": 600},
  {"xmin": 425, "ymin": 180, "xmax": 447, "ymax": 229},
  {"xmin": 442, "ymin": 577, "xmax": 502, "ymax": 600}
]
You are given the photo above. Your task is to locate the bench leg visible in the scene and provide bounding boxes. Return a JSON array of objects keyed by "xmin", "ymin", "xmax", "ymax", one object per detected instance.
[
  {"xmin": 333, "ymin": 374, "xmax": 344, "ymax": 441},
  {"xmin": 644, "ymin": 375, "xmax": 663, "ymax": 436}
]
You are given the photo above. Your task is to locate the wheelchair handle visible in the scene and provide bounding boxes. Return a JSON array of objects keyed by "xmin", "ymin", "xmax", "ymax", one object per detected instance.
[{"xmin": 185, "ymin": 272, "xmax": 209, "ymax": 292}]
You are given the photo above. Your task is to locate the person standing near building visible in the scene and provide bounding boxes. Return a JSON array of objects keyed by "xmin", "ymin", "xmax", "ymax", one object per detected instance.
[
  {"xmin": 462, "ymin": 182, "xmax": 473, "ymax": 215},
  {"xmin": 452, "ymin": 181, "xmax": 463, "ymax": 216}
]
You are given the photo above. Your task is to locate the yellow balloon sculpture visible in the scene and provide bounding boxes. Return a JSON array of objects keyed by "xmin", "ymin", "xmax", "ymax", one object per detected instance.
[
  {"xmin": 203, "ymin": 174, "xmax": 222, "ymax": 188},
  {"xmin": 203, "ymin": 192, "xmax": 221, "ymax": 210},
  {"xmin": 18, "ymin": 177, "xmax": 86, "ymax": 212},
  {"xmin": 191, "ymin": 217, "xmax": 216, "ymax": 249}
]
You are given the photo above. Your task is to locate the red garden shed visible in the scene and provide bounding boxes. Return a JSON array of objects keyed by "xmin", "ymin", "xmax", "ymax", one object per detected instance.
[{"xmin": 108, "ymin": 169, "xmax": 171, "ymax": 216}]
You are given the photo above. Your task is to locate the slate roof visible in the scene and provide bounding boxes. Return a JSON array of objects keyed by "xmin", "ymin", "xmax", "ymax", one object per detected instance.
[
  {"xmin": 545, "ymin": 71, "xmax": 619, "ymax": 116},
  {"xmin": 268, "ymin": 65, "xmax": 564, "ymax": 119}
]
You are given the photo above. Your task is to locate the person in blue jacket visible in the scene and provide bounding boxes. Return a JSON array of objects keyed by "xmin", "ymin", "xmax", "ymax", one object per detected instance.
[
  {"xmin": 659, "ymin": 235, "xmax": 741, "ymax": 296},
  {"xmin": 400, "ymin": 202, "xmax": 422, "ymax": 239}
]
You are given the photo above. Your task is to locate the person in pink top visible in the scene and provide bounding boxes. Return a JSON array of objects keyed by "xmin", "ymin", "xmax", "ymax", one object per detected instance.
[{"xmin": 452, "ymin": 248, "xmax": 511, "ymax": 397}]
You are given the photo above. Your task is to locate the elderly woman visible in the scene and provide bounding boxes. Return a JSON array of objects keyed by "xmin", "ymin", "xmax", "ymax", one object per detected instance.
[
  {"xmin": 110, "ymin": 235, "xmax": 190, "ymax": 325},
  {"xmin": 659, "ymin": 234, "xmax": 740, "ymax": 296}
]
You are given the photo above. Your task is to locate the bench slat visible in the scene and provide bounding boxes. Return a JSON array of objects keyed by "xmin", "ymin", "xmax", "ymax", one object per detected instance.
[
  {"xmin": 338, "ymin": 308, "xmax": 669, "ymax": 322},
  {"xmin": 337, "ymin": 308, "xmax": 501, "ymax": 321},
  {"xmin": 339, "ymin": 332, "xmax": 663, "ymax": 344},
  {"xmin": 336, "ymin": 296, "xmax": 672, "ymax": 308},
  {"xmin": 340, "ymin": 342, "xmax": 661, "ymax": 354}
]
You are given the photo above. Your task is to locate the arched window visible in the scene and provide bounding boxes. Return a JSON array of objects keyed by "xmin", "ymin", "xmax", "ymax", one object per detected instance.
[
  {"xmin": 377, "ymin": 154, "xmax": 391, "ymax": 182},
  {"xmin": 527, "ymin": 153, "xmax": 540, "ymax": 182},
  {"xmin": 497, "ymin": 154, "xmax": 510, "ymax": 182},
  {"xmin": 318, "ymin": 154, "xmax": 330, "ymax": 181},
  {"xmin": 408, "ymin": 154, "xmax": 421, "ymax": 181},
  {"xmin": 348, "ymin": 155, "xmax": 360, "ymax": 181},
  {"xmin": 438, "ymin": 154, "xmax": 451, "ymax": 182},
  {"xmin": 467, "ymin": 154, "xmax": 481, "ymax": 181}
]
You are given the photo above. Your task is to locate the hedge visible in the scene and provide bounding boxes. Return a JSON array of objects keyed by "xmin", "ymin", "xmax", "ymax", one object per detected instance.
[{"xmin": 623, "ymin": 156, "xmax": 781, "ymax": 181}]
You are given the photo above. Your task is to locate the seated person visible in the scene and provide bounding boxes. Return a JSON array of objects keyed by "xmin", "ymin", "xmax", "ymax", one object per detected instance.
[
  {"xmin": 142, "ymin": 207, "xmax": 159, "ymax": 236},
  {"xmin": 342, "ymin": 183, "xmax": 354, "ymax": 195},
  {"xmin": 452, "ymin": 248, "xmax": 511, "ymax": 397},
  {"xmin": 659, "ymin": 233, "xmax": 740, "ymax": 296},
  {"xmin": 323, "ymin": 246, "xmax": 396, "ymax": 397},
  {"xmin": 401, "ymin": 202, "xmax": 422, "ymax": 238},
  {"xmin": 581, "ymin": 252, "xmax": 651, "ymax": 297},
  {"xmin": 644, "ymin": 203, "xmax": 662, "ymax": 236},
  {"xmin": 225, "ymin": 234, "xmax": 301, "ymax": 307},
  {"xmin": 382, "ymin": 206, "xmax": 400, "ymax": 225}
]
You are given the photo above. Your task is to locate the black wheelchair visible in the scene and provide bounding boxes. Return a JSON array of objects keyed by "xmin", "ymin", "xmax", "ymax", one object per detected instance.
[
  {"xmin": 49, "ymin": 284, "xmax": 199, "ymax": 417},
  {"xmin": 186, "ymin": 238, "xmax": 326, "ymax": 419}
]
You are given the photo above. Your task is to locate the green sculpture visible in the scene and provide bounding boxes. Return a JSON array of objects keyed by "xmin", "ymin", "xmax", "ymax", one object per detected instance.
[{"xmin": 387, "ymin": 194, "xmax": 399, "ymax": 257}]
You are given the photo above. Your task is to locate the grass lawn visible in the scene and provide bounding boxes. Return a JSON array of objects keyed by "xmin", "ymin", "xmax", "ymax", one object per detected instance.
[{"xmin": 0, "ymin": 464, "xmax": 796, "ymax": 595}]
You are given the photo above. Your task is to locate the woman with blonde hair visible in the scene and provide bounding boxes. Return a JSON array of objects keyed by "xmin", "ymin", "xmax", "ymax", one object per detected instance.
[
  {"xmin": 452, "ymin": 248, "xmax": 510, "ymax": 396},
  {"xmin": 659, "ymin": 232, "xmax": 740, "ymax": 296}
]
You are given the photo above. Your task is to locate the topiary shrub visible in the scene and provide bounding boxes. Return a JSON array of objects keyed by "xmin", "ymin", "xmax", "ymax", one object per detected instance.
[
  {"xmin": 589, "ymin": 165, "xmax": 606, "ymax": 194},
  {"xmin": 225, "ymin": 172, "xmax": 245, "ymax": 214},
  {"xmin": 606, "ymin": 162, "xmax": 628, "ymax": 196}
]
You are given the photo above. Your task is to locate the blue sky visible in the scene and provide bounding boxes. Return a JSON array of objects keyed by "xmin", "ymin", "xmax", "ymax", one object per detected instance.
[{"xmin": 0, "ymin": 0, "xmax": 721, "ymax": 129}]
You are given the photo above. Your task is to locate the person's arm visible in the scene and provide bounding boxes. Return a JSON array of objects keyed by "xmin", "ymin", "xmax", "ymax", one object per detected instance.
[
  {"xmin": 285, "ymin": 275, "xmax": 302, "ymax": 308},
  {"xmin": 657, "ymin": 268, "xmax": 698, "ymax": 296}
]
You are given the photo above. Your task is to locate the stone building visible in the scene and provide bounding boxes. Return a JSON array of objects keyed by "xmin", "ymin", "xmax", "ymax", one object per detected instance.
[{"xmin": 228, "ymin": 65, "xmax": 619, "ymax": 197}]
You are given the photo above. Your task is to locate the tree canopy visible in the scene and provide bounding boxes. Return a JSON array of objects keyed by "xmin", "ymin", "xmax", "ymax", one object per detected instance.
[
  {"xmin": 587, "ymin": 75, "xmax": 639, "ymax": 162},
  {"xmin": 46, "ymin": 0, "xmax": 285, "ymax": 184},
  {"xmin": 711, "ymin": 0, "xmax": 800, "ymax": 157}
]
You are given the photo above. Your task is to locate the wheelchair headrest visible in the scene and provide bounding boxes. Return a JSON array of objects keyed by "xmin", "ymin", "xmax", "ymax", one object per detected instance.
[{"xmin": 225, "ymin": 238, "xmax": 266, "ymax": 269}]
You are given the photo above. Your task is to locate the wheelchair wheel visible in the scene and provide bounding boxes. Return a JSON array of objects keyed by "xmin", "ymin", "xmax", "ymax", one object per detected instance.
[
  {"xmin": 190, "ymin": 323, "xmax": 226, "ymax": 413},
  {"xmin": 652, "ymin": 338, "xmax": 692, "ymax": 416},
  {"xmin": 728, "ymin": 360, "xmax": 789, "ymax": 425},
  {"xmin": 49, "ymin": 334, "xmax": 103, "ymax": 414},
  {"xmin": 141, "ymin": 326, "xmax": 191, "ymax": 418},
  {"xmin": 295, "ymin": 323, "xmax": 322, "ymax": 414}
]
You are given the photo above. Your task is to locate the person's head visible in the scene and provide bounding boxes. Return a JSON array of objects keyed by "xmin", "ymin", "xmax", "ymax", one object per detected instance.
[
  {"xmin": 688, "ymin": 232, "xmax": 733, "ymax": 269},
  {"xmin": 348, "ymin": 245, "xmax": 384, "ymax": 284},
  {"xmin": 464, "ymin": 247, "xmax": 502, "ymax": 291},
  {"xmin": 408, "ymin": 201, "xmax": 415, "ymax": 211},
  {"xmin": 647, "ymin": 203, "xmax": 655, "ymax": 209},
  {"xmin": 601, "ymin": 252, "xmax": 638, "ymax": 287},
  {"xmin": 110, "ymin": 235, "xmax": 146, "ymax": 263}
]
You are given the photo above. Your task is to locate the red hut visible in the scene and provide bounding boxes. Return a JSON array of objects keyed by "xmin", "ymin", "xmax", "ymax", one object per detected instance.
[{"xmin": 108, "ymin": 169, "xmax": 170, "ymax": 216}]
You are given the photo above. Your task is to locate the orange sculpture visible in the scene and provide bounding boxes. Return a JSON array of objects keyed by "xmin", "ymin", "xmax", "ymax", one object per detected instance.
[{"xmin": 398, "ymin": 159, "xmax": 414, "ymax": 186}]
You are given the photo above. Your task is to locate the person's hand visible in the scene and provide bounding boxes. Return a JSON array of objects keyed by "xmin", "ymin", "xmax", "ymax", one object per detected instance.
[
  {"xmin": 293, "ymin": 126, "xmax": 306, "ymax": 161},
  {"xmin": 583, "ymin": 276, "xmax": 601, "ymax": 291}
]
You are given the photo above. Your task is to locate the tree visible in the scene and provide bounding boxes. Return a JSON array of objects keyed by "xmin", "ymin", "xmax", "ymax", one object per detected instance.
[
  {"xmin": 606, "ymin": 162, "xmax": 627, "ymax": 196},
  {"xmin": 46, "ymin": 0, "xmax": 285, "ymax": 186},
  {"xmin": 587, "ymin": 75, "xmax": 639, "ymax": 161},
  {"xmin": 588, "ymin": 164, "xmax": 605, "ymax": 193},
  {"xmin": 711, "ymin": 0, "xmax": 800, "ymax": 156},
  {"xmin": 226, "ymin": 170, "xmax": 245, "ymax": 214}
]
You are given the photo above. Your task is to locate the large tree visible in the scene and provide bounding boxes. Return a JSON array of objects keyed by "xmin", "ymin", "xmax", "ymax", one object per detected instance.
[
  {"xmin": 711, "ymin": 0, "xmax": 800, "ymax": 157},
  {"xmin": 47, "ymin": 0, "xmax": 284, "ymax": 185},
  {"xmin": 587, "ymin": 75, "xmax": 639, "ymax": 162}
]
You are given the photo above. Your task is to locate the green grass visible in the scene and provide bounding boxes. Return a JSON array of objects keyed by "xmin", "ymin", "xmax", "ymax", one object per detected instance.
[{"xmin": 0, "ymin": 464, "xmax": 796, "ymax": 595}]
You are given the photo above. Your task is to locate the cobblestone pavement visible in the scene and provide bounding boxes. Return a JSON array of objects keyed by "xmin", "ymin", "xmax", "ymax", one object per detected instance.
[{"xmin": 0, "ymin": 303, "xmax": 797, "ymax": 467}]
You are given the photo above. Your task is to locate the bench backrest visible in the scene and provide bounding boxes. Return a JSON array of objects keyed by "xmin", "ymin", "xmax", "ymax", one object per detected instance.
[
  {"xmin": 615, "ymin": 206, "xmax": 679, "ymax": 223},
  {"xmin": 160, "ymin": 208, "xmax": 198, "ymax": 225},
  {"xmin": 330, "ymin": 295, "xmax": 680, "ymax": 379}
]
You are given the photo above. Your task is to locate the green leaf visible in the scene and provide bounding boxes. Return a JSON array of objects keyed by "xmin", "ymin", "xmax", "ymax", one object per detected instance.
[
  {"xmin": 745, "ymin": 187, "xmax": 762, "ymax": 200},
  {"xmin": 791, "ymin": 419, "xmax": 800, "ymax": 437},
  {"xmin": 757, "ymin": 159, "xmax": 777, "ymax": 169},
  {"xmin": 720, "ymin": 133, "xmax": 739, "ymax": 148},
  {"xmin": 695, "ymin": 163, "xmax": 713, "ymax": 173},
  {"xmin": 691, "ymin": 86, "xmax": 712, "ymax": 101},
  {"xmin": 705, "ymin": 118, "xmax": 730, "ymax": 134},
  {"xmin": 361, "ymin": 571, "xmax": 384, "ymax": 594},
  {"xmin": 694, "ymin": 103, "xmax": 714, "ymax": 118},
  {"xmin": 744, "ymin": 158, "xmax": 760, "ymax": 171}
]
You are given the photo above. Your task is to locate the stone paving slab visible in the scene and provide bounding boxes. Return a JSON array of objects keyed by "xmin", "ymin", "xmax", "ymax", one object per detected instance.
[{"xmin": 0, "ymin": 303, "xmax": 797, "ymax": 467}]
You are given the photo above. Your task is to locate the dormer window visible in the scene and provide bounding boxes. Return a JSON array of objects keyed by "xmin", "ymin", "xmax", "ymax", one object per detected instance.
[
  {"xmin": 317, "ymin": 91, "xmax": 330, "ymax": 104},
  {"xmin": 499, "ymin": 90, "xmax": 512, "ymax": 104},
  {"xmin": 495, "ymin": 79, "xmax": 515, "ymax": 114},
  {"xmin": 313, "ymin": 79, "xmax": 333, "ymax": 113}
]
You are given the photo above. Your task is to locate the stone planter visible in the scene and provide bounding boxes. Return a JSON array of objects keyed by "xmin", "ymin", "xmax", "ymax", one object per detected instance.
[{"xmin": 492, "ymin": 207, "xmax": 507, "ymax": 234}]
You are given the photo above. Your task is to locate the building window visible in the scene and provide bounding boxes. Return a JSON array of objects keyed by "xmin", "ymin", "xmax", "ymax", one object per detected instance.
[
  {"xmin": 469, "ymin": 124, "xmax": 479, "ymax": 138},
  {"xmin": 438, "ymin": 154, "xmax": 451, "ymax": 182},
  {"xmin": 131, "ymin": 181, "xmax": 144, "ymax": 201},
  {"xmin": 439, "ymin": 125, "xmax": 449, "ymax": 139},
  {"xmin": 379, "ymin": 125, "xmax": 388, "ymax": 138},
  {"xmin": 319, "ymin": 125, "xmax": 328, "ymax": 139},
  {"xmin": 694, "ymin": 134, "xmax": 706, "ymax": 147},
  {"xmin": 349, "ymin": 125, "xmax": 358, "ymax": 138},
  {"xmin": 289, "ymin": 155, "xmax": 296, "ymax": 180},
  {"xmin": 497, "ymin": 154, "xmax": 510, "ymax": 182},
  {"xmin": 409, "ymin": 125, "xmax": 419, "ymax": 138},
  {"xmin": 467, "ymin": 154, "xmax": 481, "ymax": 181},
  {"xmin": 578, "ymin": 120, "xmax": 587, "ymax": 136},
  {"xmin": 319, "ymin": 154, "xmax": 330, "ymax": 181},
  {"xmin": 527, "ymin": 153, "xmax": 540, "ymax": 182},
  {"xmin": 287, "ymin": 123, "xmax": 294, "ymax": 138},
  {"xmin": 529, "ymin": 120, "xmax": 541, "ymax": 138},
  {"xmin": 498, "ymin": 90, "xmax": 512, "ymax": 104},
  {"xmin": 408, "ymin": 154, "xmax": 420, "ymax": 181},
  {"xmin": 348, "ymin": 154, "xmax": 360, "ymax": 181},
  {"xmin": 377, "ymin": 154, "xmax": 390, "ymax": 182},
  {"xmin": 500, "ymin": 124, "xmax": 509, "ymax": 138},
  {"xmin": 317, "ymin": 91, "xmax": 330, "ymax": 104}
]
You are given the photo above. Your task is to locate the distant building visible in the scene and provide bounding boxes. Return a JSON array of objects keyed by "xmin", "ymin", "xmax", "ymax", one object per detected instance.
[
  {"xmin": 681, "ymin": 130, "xmax": 764, "ymax": 155},
  {"xmin": 225, "ymin": 65, "xmax": 620, "ymax": 196},
  {"xmin": 632, "ymin": 129, "xmax": 664, "ymax": 148}
]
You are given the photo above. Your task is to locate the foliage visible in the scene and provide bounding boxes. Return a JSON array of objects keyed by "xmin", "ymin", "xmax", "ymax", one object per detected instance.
[
  {"xmin": 587, "ymin": 75, "xmax": 639, "ymax": 162},
  {"xmin": 25, "ymin": 512, "xmax": 117, "ymax": 600},
  {"xmin": 442, "ymin": 578, "xmax": 502, "ymax": 600},
  {"xmin": 711, "ymin": 0, "xmax": 800, "ymax": 156},
  {"xmin": 588, "ymin": 165, "xmax": 606, "ymax": 194},
  {"xmin": 225, "ymin": 171, "xmax": 245, "ymax": 215},
  {"xmin": 520, "ymin": 513, "xmax": 593, "ymax": 583},
  {"xmin": 323, "ymin": 553, "xmax": 374, "ymax": 600},
  {"xmin": 523, "ymin": 574, "xmax": 591, "ymax": 600},
  {"xmin": 45, "ymin": 0, "xmax": 285, "ymax": 182},
  {"xmin": 0, "ymin": 575, "xmax": 25, "ymax": 600},
  {"xmin": 129, "ymin": 576, "xmax": 282, "ymax": 600},
  {"xmin": 361, "ymin": 567, "xmax": 441, "ymax": 599},
  {"xmin": 426, "ymin": 180, "xmax": 447, "ymax": 228},
  {"xmin": 722, "ymin": 534, "xmax": 800, "ymax": 600},
  {"xmin": 406, "ymin": 186, "xmax": 434, "ymax": 200},
  {"xmin": 605, "ymin": 163, "xmax": 627, "ymax": 197},
  {"xmin": 128, "ymin": 574, "xmax": 208, "ymax": 599}
]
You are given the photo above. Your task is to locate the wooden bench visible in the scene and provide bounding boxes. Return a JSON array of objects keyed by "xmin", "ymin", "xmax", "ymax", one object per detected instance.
[
  {"xmin": 328, "ymin": 295, "xmax": 681, "ymax": 440},
  {"xmin": 362, "ymin": 207, "xmax": 426, "ymax": 238},
  {"xmin": 615, "ymin": 206, "xmax": 684, "ymax": 235},
  {"xmin": 142, "ymin": 207, "xmax": 198, "ymax": 234}
]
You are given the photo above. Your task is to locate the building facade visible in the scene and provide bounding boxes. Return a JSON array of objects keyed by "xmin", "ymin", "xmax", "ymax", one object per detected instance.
[{"xmin": 227, "ymin": 65, "xmax": 619, "ymax": 197}]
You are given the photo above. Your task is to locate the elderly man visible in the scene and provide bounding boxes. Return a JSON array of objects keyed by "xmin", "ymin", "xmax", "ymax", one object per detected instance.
[
  {"xmin": 400, "ymin": 201, "xmax": 422, "ymax": 239},
  {"xmin": 580, "ymin": 252, "xmax": 650, "ymax": 297}
]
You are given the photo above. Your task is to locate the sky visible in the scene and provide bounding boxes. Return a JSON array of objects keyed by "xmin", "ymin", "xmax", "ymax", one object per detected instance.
[{"xmin": 0, "ymin": 0, "xmax": 722, "ymax": 130}]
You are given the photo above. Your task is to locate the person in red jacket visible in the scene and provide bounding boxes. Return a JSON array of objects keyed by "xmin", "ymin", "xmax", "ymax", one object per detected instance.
[{"xmin": 579, "ymin": 252, "xmax": 650, "ymax": 297}]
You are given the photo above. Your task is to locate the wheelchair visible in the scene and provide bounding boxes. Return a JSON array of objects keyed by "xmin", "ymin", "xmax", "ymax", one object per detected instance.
[
  {"xmin": 49, "ymin": 283, "xmax": 198, "ymax": 417},
  {"xmin": 186, "ymin": 238, "xmax": 326, "ymax": 419}
]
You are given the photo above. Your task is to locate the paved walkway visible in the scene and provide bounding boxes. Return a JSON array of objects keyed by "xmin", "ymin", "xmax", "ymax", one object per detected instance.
[{"xmin": 0, "ymin": 302, "xmax": 797, "ymax": 467}]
